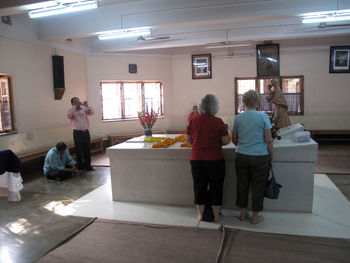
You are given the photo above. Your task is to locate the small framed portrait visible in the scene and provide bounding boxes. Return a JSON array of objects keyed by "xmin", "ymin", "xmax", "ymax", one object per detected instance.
[
  {"xmin": 192, "ymin": 54, "xmax": 212, "ymax": 79},
  {"xmin": 256, "ymin": 44, "xmax": 280, "ymax": 77},
  {"xmin": 329, "ymin": 46, "xmax": 350, "ymax": 73}
]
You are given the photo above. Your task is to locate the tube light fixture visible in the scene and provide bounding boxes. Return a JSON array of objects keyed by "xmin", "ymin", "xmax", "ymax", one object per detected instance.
[
  {"xmin": 98, "ymin": 27, "xmax": 152, "ymax": 40},
  {"xmin": 213, "ymin": 53, "xmax": 253, "ymax": 59},
  {"xmin": 29, "ymin": 0, "xmax": 98, "ymax": 19},
  {"xmin": 205, "ymin": 43, "xmax": 251, "ymax": 49},
  {"xmin": 301, "ymin": 9, "xmax": 350, "ymax": 23}
]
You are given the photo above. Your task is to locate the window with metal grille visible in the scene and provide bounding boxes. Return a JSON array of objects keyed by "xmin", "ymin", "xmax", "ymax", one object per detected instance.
[{"xmin": 234, "ymin": 76, "xmax": 304, "ymax": 115}]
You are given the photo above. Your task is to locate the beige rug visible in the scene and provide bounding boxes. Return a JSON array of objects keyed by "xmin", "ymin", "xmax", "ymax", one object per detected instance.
[
  {"xmin": 37, "ymin": 219, "xmax": 222, "ymax": 263},
  {"xmin": 217, "ymin": 227, "xmax": 350, "ymax": 263},
  {"xmin": 37, "ymin": 220, "xmax": 350, "ymax": 263}
]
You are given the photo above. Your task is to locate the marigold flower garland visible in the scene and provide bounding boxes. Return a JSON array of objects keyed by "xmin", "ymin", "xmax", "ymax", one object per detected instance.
[{"xmin": 151, "ymin": 134, "xmax": 191, "ymax": 148}]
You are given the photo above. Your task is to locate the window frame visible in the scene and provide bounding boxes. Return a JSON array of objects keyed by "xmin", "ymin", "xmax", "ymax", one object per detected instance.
[
  {"xmin": 0, "ymin": 74, "xmax": 14, "ymax": 133},
  {"xmin": 100, "ymin": 80, "xmax": 164, "ymax": 121},
  {"xmin": 234, "ymin": 76, "xmax": 304, "ymax": 115}
]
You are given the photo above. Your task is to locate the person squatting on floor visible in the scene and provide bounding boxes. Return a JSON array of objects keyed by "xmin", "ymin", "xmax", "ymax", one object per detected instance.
[{"xmin": 43, "ymin": 142, "xmax": 79, "ymax": 181}]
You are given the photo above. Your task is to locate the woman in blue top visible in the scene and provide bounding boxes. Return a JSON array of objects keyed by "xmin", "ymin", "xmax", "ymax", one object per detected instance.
[{"xmin": 232, "ymin": 90, "xmax": 273, "ymax": 224}]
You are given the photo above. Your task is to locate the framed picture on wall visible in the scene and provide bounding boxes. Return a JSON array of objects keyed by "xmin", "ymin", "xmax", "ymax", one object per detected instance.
[
  {"xmin": 256, "ymin": 44, "xmax": 280, "ymax": 77},
  {"xmin": 192, "ymin": 54, "xmax": 212, "ymax": 79},
  {"xmin": 329, "ymin": 46, "xmax": 350, "ymax": 73}
]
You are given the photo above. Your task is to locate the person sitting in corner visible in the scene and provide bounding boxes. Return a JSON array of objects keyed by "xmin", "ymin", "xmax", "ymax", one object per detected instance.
[
  {"xmin": 188, "ymin": 105, "xmax": 200, "ymax": 123},
  {"xmin": 43, "ymin": 142, "xmax": 79, "ymax": 181}
]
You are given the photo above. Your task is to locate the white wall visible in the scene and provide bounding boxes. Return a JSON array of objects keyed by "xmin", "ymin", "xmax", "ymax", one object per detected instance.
[
  {"xmin": 1, "ymin": 35, "xmax": 350, "ymax": 155},
  {"xmin": 172, "ymin": 48, "xmax": 350, "ymax": 130},
  {"xmin": 172, "ymin": 55, "xmax": 256, "ymax": 130},
  {"xmin": 0, "ymin": 37, "xmax": 87, "ymax": 153},
  {"xmin": 85, "ymin": 55, "xmax": 173, "ymax": 137}
]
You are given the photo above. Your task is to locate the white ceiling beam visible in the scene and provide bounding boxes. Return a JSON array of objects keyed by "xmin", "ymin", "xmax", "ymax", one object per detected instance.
[
  {"xmin": 36, "ymin": 0, "xmax": 344, "ymax": 40},
  {"xmin": 89, "ymin": 23, "xmax": 350, "ymax": 53}
]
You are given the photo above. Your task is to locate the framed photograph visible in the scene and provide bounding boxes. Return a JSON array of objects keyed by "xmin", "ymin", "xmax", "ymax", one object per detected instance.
[
  {"xmin": 256, "ymin": 44, "xmax": 280, "ymax": 77},
  {"xmin": 192, "ymin": 54, "xmax": 212, "ymax": 79},
  {"xmin": 329, "ymin": 46, "xmax": 350, "ymax": 73}
]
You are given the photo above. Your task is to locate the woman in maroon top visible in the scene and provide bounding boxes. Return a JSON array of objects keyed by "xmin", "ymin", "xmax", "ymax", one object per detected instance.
[{"xmin": 186, "ymin": 94, "xmax": 230, "ymax": 221}]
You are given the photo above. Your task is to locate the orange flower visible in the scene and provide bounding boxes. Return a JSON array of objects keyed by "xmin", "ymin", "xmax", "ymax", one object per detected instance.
[{"xmin": 151, "ymin": 134, "xmax": 186, "ymax": 148}]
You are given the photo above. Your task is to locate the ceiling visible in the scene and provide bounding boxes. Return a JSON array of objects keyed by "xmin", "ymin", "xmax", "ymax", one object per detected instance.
[{"xmin": 1, "ymin": 0, "xmax": 350, "ymax": 55}]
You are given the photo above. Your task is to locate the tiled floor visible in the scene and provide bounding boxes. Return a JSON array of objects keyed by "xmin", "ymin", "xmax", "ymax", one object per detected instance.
[{"xmin": 58, "ymin": 173, "xmax": 350, "ymax": 239}]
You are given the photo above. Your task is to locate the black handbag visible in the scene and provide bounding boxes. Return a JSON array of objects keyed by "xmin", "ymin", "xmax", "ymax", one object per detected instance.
[
  {"xmin": 264, "ymin": 168, "xmax": 282, "ymax": 199},
  {"xmin": 202, "ymin": 190, "xmax": 214, "ymax": 222},
  {"xmin": 202, "ymin": 204, "xmax": 214, "ymax": 222}
]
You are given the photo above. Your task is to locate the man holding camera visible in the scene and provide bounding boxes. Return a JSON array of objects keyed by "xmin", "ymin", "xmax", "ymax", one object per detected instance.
[{"xmin": 67, "ymin": 97, "xmax": 95, "ymax": 171}]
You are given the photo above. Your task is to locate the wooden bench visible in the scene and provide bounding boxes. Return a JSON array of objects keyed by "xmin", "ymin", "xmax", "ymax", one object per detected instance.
[
  {"xmin": 310, "ymin": 130, "xmax": 350, "ymax": 142},
  {"xmin": 66, "ymin": 137, "xmax": 105, "ymax": 154},
  {"xmin": 19, "ymin": 148, "xmax": 50, "ymax": 163},
  {"xmin": 18, "ymin": 136, "xmax": 105, "ymax": 162}
]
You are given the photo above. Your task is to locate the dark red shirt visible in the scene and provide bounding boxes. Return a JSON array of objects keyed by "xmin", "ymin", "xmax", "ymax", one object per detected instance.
[{"xmin": 186, "ymin": 114, "xmax": 228, "ymax": 160}]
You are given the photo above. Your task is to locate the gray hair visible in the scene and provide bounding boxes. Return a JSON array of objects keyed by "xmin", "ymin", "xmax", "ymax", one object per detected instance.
[
  {"xmin": 242, "ymin": 89, "xmax": 260, "ymax": 108},
  {"xmin": 199, "ymin": 94, "xmax": 219, "ymax": 115}
]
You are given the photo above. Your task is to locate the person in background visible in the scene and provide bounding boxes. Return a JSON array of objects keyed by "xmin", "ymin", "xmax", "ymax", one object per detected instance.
[
  {"xmin": 188, "ymin": 105, "xmax": 200, "ymax": 123},
  {"xmin": 186, "ymin": 94, "xmax": 230, "ymax": 222},
  {"xmin": 232, "ymin": 90, "xmax": 273, "ymax": 224},
  {"xmin": 67, "ymin": 97, "xmax": 95, "ymax": 171},
  {"xmin": 43, "ymin": 142, "xmax": 79, "ymax": 181}
]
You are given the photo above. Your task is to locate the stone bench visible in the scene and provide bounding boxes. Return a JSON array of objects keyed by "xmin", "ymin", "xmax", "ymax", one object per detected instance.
[
  {"xmin": 310, "ymin": 130, "xmax": 350, "ymax": 142},
  {"xmin": 18, "ymin": 136, "xmax": 105, "ymax": 162}
]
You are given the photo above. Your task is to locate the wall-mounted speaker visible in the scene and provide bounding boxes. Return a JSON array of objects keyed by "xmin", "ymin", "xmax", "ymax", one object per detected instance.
[{"xmin": 52, "ymin": 55, "xmax": 65, "ymax": 99}]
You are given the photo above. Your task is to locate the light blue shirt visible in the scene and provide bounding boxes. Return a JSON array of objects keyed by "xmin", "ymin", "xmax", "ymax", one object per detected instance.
[
  {"xmin": 43, "ymin": 147, "xmax": 76, "ymax": 175},
  {"xmin": 232, "ymin": 110, "xmax": 272, "ymax": 156}
]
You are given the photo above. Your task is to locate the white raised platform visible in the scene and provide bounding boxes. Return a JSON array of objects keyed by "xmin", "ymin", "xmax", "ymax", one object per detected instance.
[
  {"xmin": 58, "ymin": 173, "xmax": 350, "ymax": 239},
  {"xmin": 107, "ymin": 134, "xmax": 318, "ymax": 212}
]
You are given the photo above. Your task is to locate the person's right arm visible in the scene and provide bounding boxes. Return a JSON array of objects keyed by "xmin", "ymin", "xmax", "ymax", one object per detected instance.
[
  {"xmin": 185, "ymin": 134, "xmax": 193, "ymax": 144},
  {"xmin": 221, "ymin": 135, "xmax": 230, "ymax": 145},
  {"xmin": 67, "ymin": 108, "xmax": 75, "ymax": 120},
  {"xmin": 264, "ymin": 129, "xmax": 273, "ymax": 163},
  {"xmin": 185, "ymin": 119, "xmax": 193, "ymax": 144},
  {"xmin": 232, "ymin": 132, "xmax": 238, "ymax": 145}
]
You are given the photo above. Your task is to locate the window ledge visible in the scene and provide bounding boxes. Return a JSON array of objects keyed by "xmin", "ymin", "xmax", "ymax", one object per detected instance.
[{"xmin": 0, "ymin": 131, "xmax": 17, "ymax": 137}]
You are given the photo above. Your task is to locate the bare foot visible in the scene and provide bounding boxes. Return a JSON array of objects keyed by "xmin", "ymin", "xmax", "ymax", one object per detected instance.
[
  {"xmin": 239, "ymin": 213, "xmax": 246, "ymax": 221},
  {"xmin": 197, "ymin": 214, "xmax": 203, "ymax": 221},
  {"xmin": 214, "ymin": 215, "xmax": 222, "ymax": 222},
  {"xmin": 251, "ymin": 215, "xmax": 264, "ymax": 224},
  {"xmin": 239, "ymin": 208, "xmax": 248, "ymax": 221}
]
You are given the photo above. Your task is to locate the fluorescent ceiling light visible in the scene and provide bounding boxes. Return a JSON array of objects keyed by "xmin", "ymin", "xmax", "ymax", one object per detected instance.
[
  {"xmin": 98, "ymin": 27, "xmax": 151, "ymax": 40},
  {"xmin": 29, "ymin": 0, "xmax": 98, "ymax": 19},
  {"xmin": 301, "ymin": 9, "xmax": 350, "ymax": 23},
  {"xmin": 214, "ymin": 53, "xmax": 253, "ymax": 59},
  {"xmin": 205, "ymin": 43, "xmax": 251, "ymax": 49}
]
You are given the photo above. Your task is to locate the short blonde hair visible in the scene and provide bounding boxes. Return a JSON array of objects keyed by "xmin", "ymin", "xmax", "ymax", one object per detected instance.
[{"xmin": 242, "ymin": 90, "xmax": 260, "ymax": 108}]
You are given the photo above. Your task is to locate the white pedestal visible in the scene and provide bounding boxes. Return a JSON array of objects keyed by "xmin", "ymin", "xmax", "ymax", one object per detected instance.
[{"xmin": 107, "ymin": 134, "xmax": 318, "ymax": 212}]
